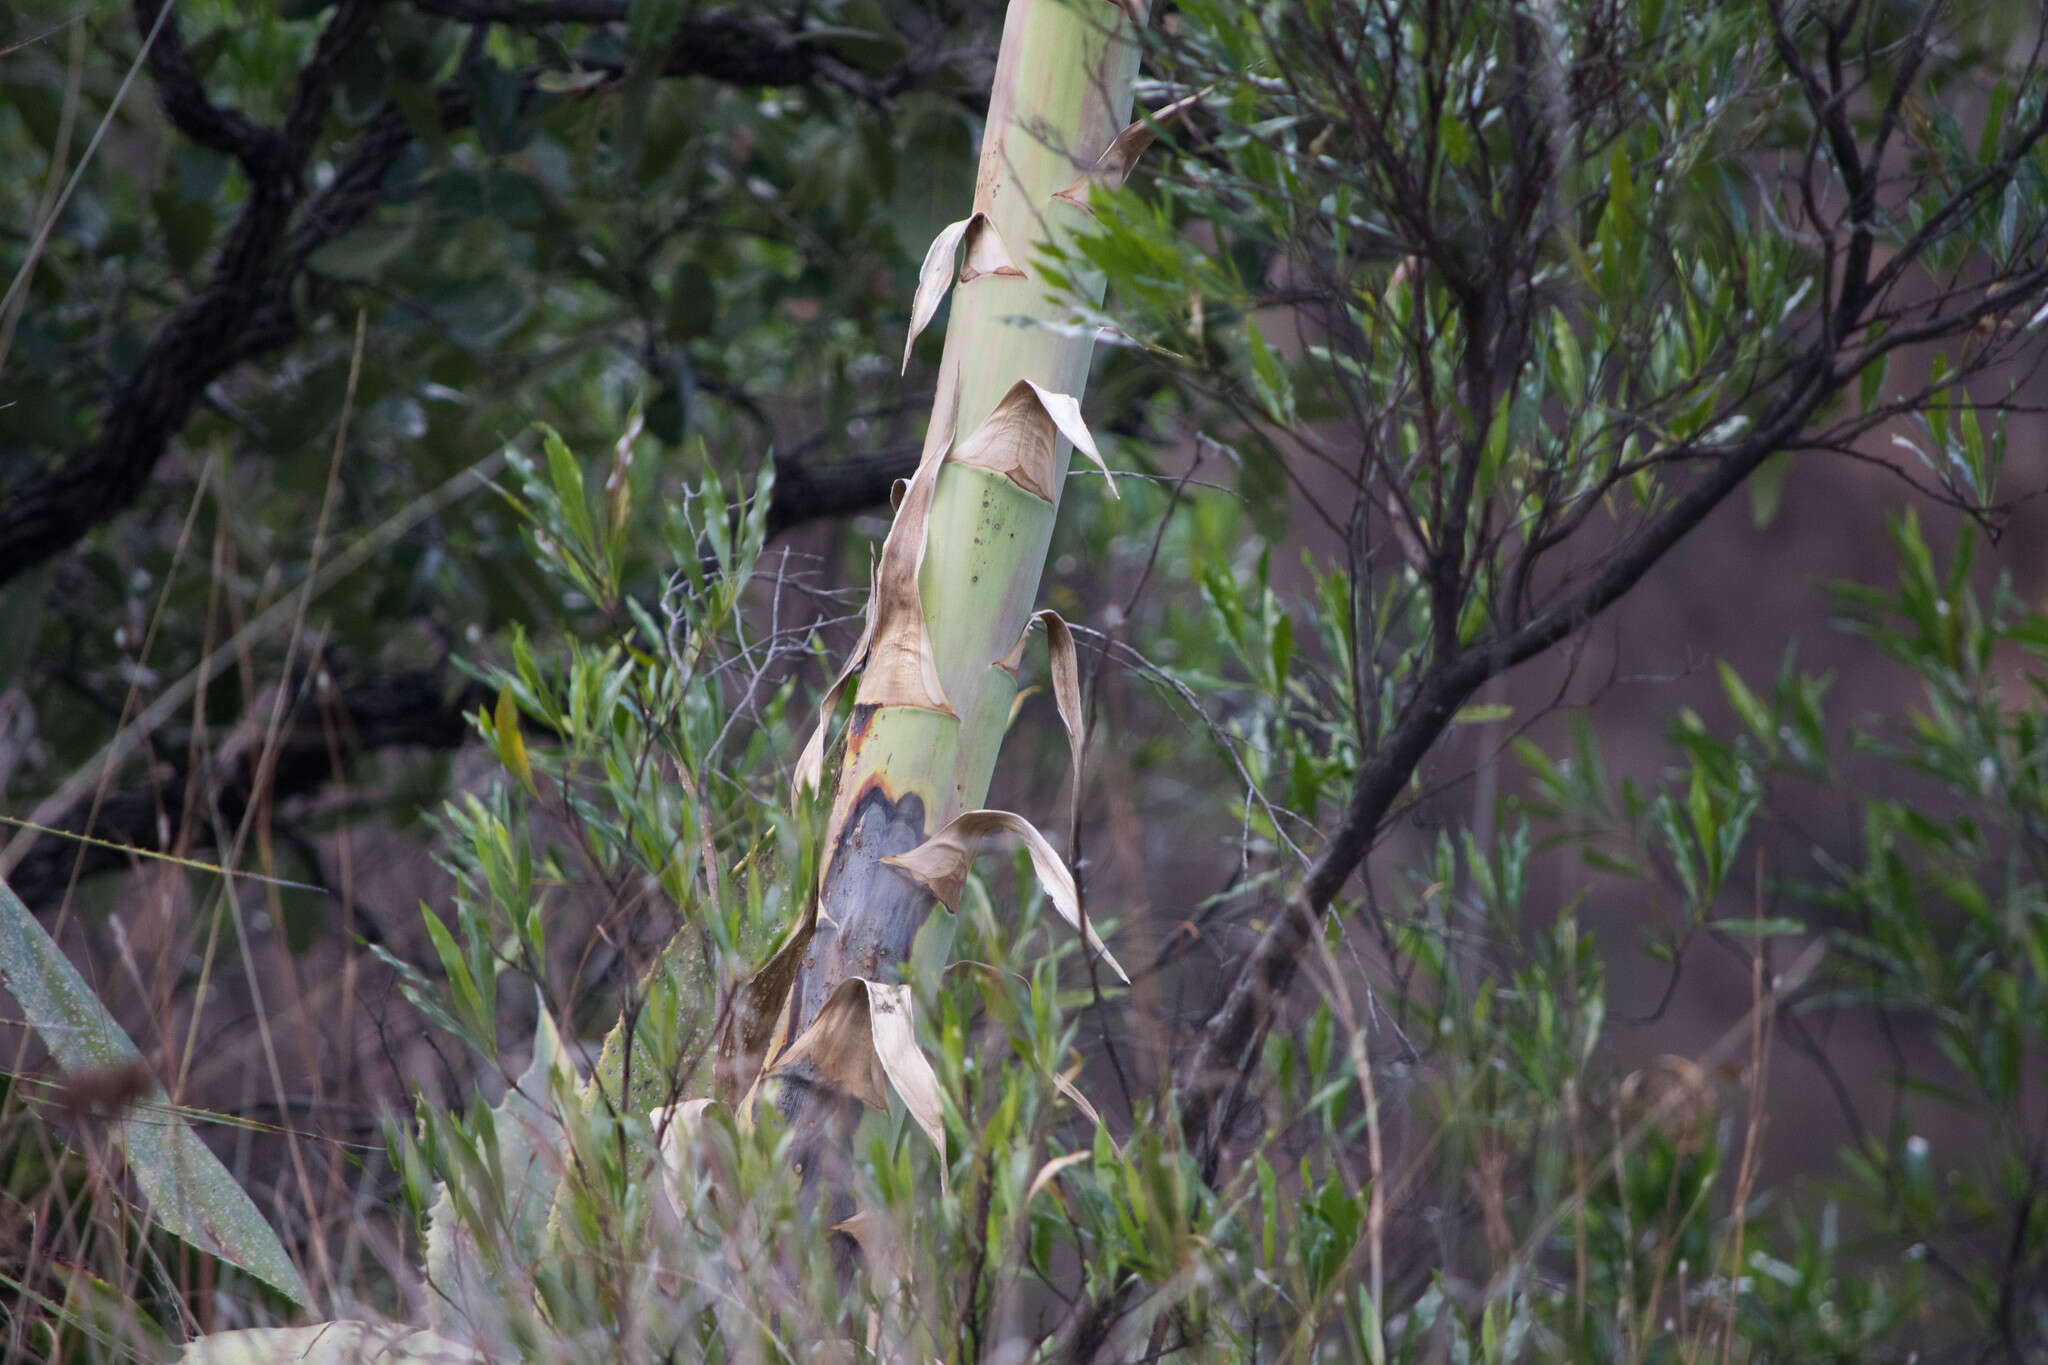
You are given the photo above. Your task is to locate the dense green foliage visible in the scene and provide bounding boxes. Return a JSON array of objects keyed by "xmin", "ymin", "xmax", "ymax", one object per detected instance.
[{"xmin": 4, "ymin": 0, "xmax": 2048, "ymax": 1360}]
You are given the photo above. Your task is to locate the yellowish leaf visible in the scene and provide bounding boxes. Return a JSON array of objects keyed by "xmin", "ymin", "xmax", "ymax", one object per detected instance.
[{"xmin": 493, "ymin": 682, "xmax": 533, "ymax": 792}]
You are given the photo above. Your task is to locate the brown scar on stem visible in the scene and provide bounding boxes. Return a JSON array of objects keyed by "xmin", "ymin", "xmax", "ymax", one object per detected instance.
[{"xmin": 847, "ymin": 703, "xmax": 883, "ymax": 745}]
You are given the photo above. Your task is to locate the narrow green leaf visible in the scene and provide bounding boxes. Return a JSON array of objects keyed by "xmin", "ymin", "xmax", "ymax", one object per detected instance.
[
  {"xmin": 0, "ymin": 874, "xmax": 311, "ymax": 1306},
  {"xmin": 540, "ymin": 425, "xmax": 596, "ymax": 557},
  {"xmin": 1710, "ymin": 916, "xmax": 1807, "ymax": 937},
  {"xmin": 1715, "ymin": 660, "xmax": 1771, "ymax": 744}
]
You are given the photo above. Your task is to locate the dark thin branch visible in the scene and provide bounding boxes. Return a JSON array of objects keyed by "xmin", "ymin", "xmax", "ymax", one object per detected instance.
[{"xmin": 1165, "ymin": 0, "xmax": 2048, "ymax": 1197}]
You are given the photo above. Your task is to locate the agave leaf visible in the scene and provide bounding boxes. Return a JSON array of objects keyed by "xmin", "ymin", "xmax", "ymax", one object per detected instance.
[
  {"xmin": 179, "ymin": 1323, "xmax": 483, "ymax": 1364},
  {"xmin": 0, "ymin": 873, "xmax": 310, "ymax": 1307}
]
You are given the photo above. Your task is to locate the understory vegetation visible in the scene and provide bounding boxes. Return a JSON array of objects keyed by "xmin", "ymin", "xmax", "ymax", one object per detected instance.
[{"xmin": 4, "ymin": 0, "xmax": 2048, "ymax": 1360}]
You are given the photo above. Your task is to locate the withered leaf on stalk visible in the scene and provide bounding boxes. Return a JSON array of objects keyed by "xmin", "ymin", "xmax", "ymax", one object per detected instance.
[
  {"xmin": 1051, "ymin": 1062, "xmax": 1115, "ymax": 1145},
  {"xmin": 881, "ymin": 810, "xmax": 1129, "ymax": 983},
  {"xmin": 902, "ymin": 213, "xmax": 1023, "ymax": 373},
  {"xmin": 999, "ymin": 610, "xmax": 1088, "ymax": 823},
  {"xmin": 831, "ymin": 1209, "xmax": 906, "ymax": 1285},
  {"xmin": 651, "ymin": 1098, "xmax": 717, "ymax": 1215},
  {"xmin": 1053, "ymin": 89, "xmax": 1206, "ymax": 211},
  {"xmin": 855, "ymin": 389, "xmax": 960, "ymax": 715},
  {"xmin": 863, "ymin": 981, "xmax": 949, "ymax": 1176},
  {"xmin": 763, "ymin": 976, "xmax": 888, "ymax": 1111},
  {"xmin": 760, "ymin": 977, "xmax": 950, "ymax": 1186},
  {"xmin": 949, "ymin": 379, "xmax": 1118, "ymax": 503}
]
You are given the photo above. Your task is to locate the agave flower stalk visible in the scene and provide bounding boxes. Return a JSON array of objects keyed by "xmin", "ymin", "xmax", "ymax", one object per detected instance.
[{"xmin": 714, "ymin": 0, "xmax": 1170, "ymax": 1201}]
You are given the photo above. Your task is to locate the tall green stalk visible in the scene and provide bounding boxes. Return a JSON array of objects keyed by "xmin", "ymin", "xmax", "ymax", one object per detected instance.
[{"xmin": 726, "ymin": 0, "xmax": 1151, "ymax": 1205}]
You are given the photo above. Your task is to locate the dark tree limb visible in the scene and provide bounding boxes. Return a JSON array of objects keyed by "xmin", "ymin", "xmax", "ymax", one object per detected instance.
[
  {"xmin": 0, "ymin": 5, "xmax": 966, "ymax": 592},
  {"xmin": 765, "ymin": 446, "xmax": 919, "ymax": 539},
  {"xmin": 9, "ymin": 445, "xmax": 908, "ymax": 914},
  {"xmin": 0, "ymin": 0, "xmax": 377, "ymax": 587}
]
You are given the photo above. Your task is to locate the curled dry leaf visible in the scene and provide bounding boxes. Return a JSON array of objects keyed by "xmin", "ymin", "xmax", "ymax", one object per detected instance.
[
  {"xmin": 902, "ymin": 213, "xmax": 1023, "ymax": 373},
  {"xmin": 1053, "ymin": 89, "xmax": 1207, "ymax": 210},
  {"xmin": 1051, "ymin": 1062, "xmax": 1116, "ymax": 1145},
  {"xmin": 999, "ymin": 611, "xmax": 1087, "ymax": 820},
  {"xmin": 1025, "ymin": 1149, "xmax": 1092, "ymax": 1208},
  {"xmin": 853, "ymin": 391, "xmax": 962, "ymax": 715},
  {"xmin": 860, "ymin": 460, "xmax": 953, "ymax": 715},
  {"xmin": 764, "ymin": 976, "xmax": 889, "ymax": 1111},
  {"xmin": 881, "ymin": 810, "xmax": 1128, "ymax": 983},
  {"xmin": 949, "ymin": 379, "xmax": 1117, "ymax": 503},
  {"xmin": 762, "ymin": 978, "xmax": 950, "ymax": 1186},
  {"xmin": 1041, "ymin": 611, "xmax": 1086, "ymax": 819},
  {"xmin": 863, "ymin": 981, "xmax": 949, "ymax": 1183},
  {"xmin": 651, "ymin": 1098, "xmax": 716, "ymax": 1214},
  {"xmin": 831, "ymin": 1209, "xmax": 907, "ymax": 1286}
]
